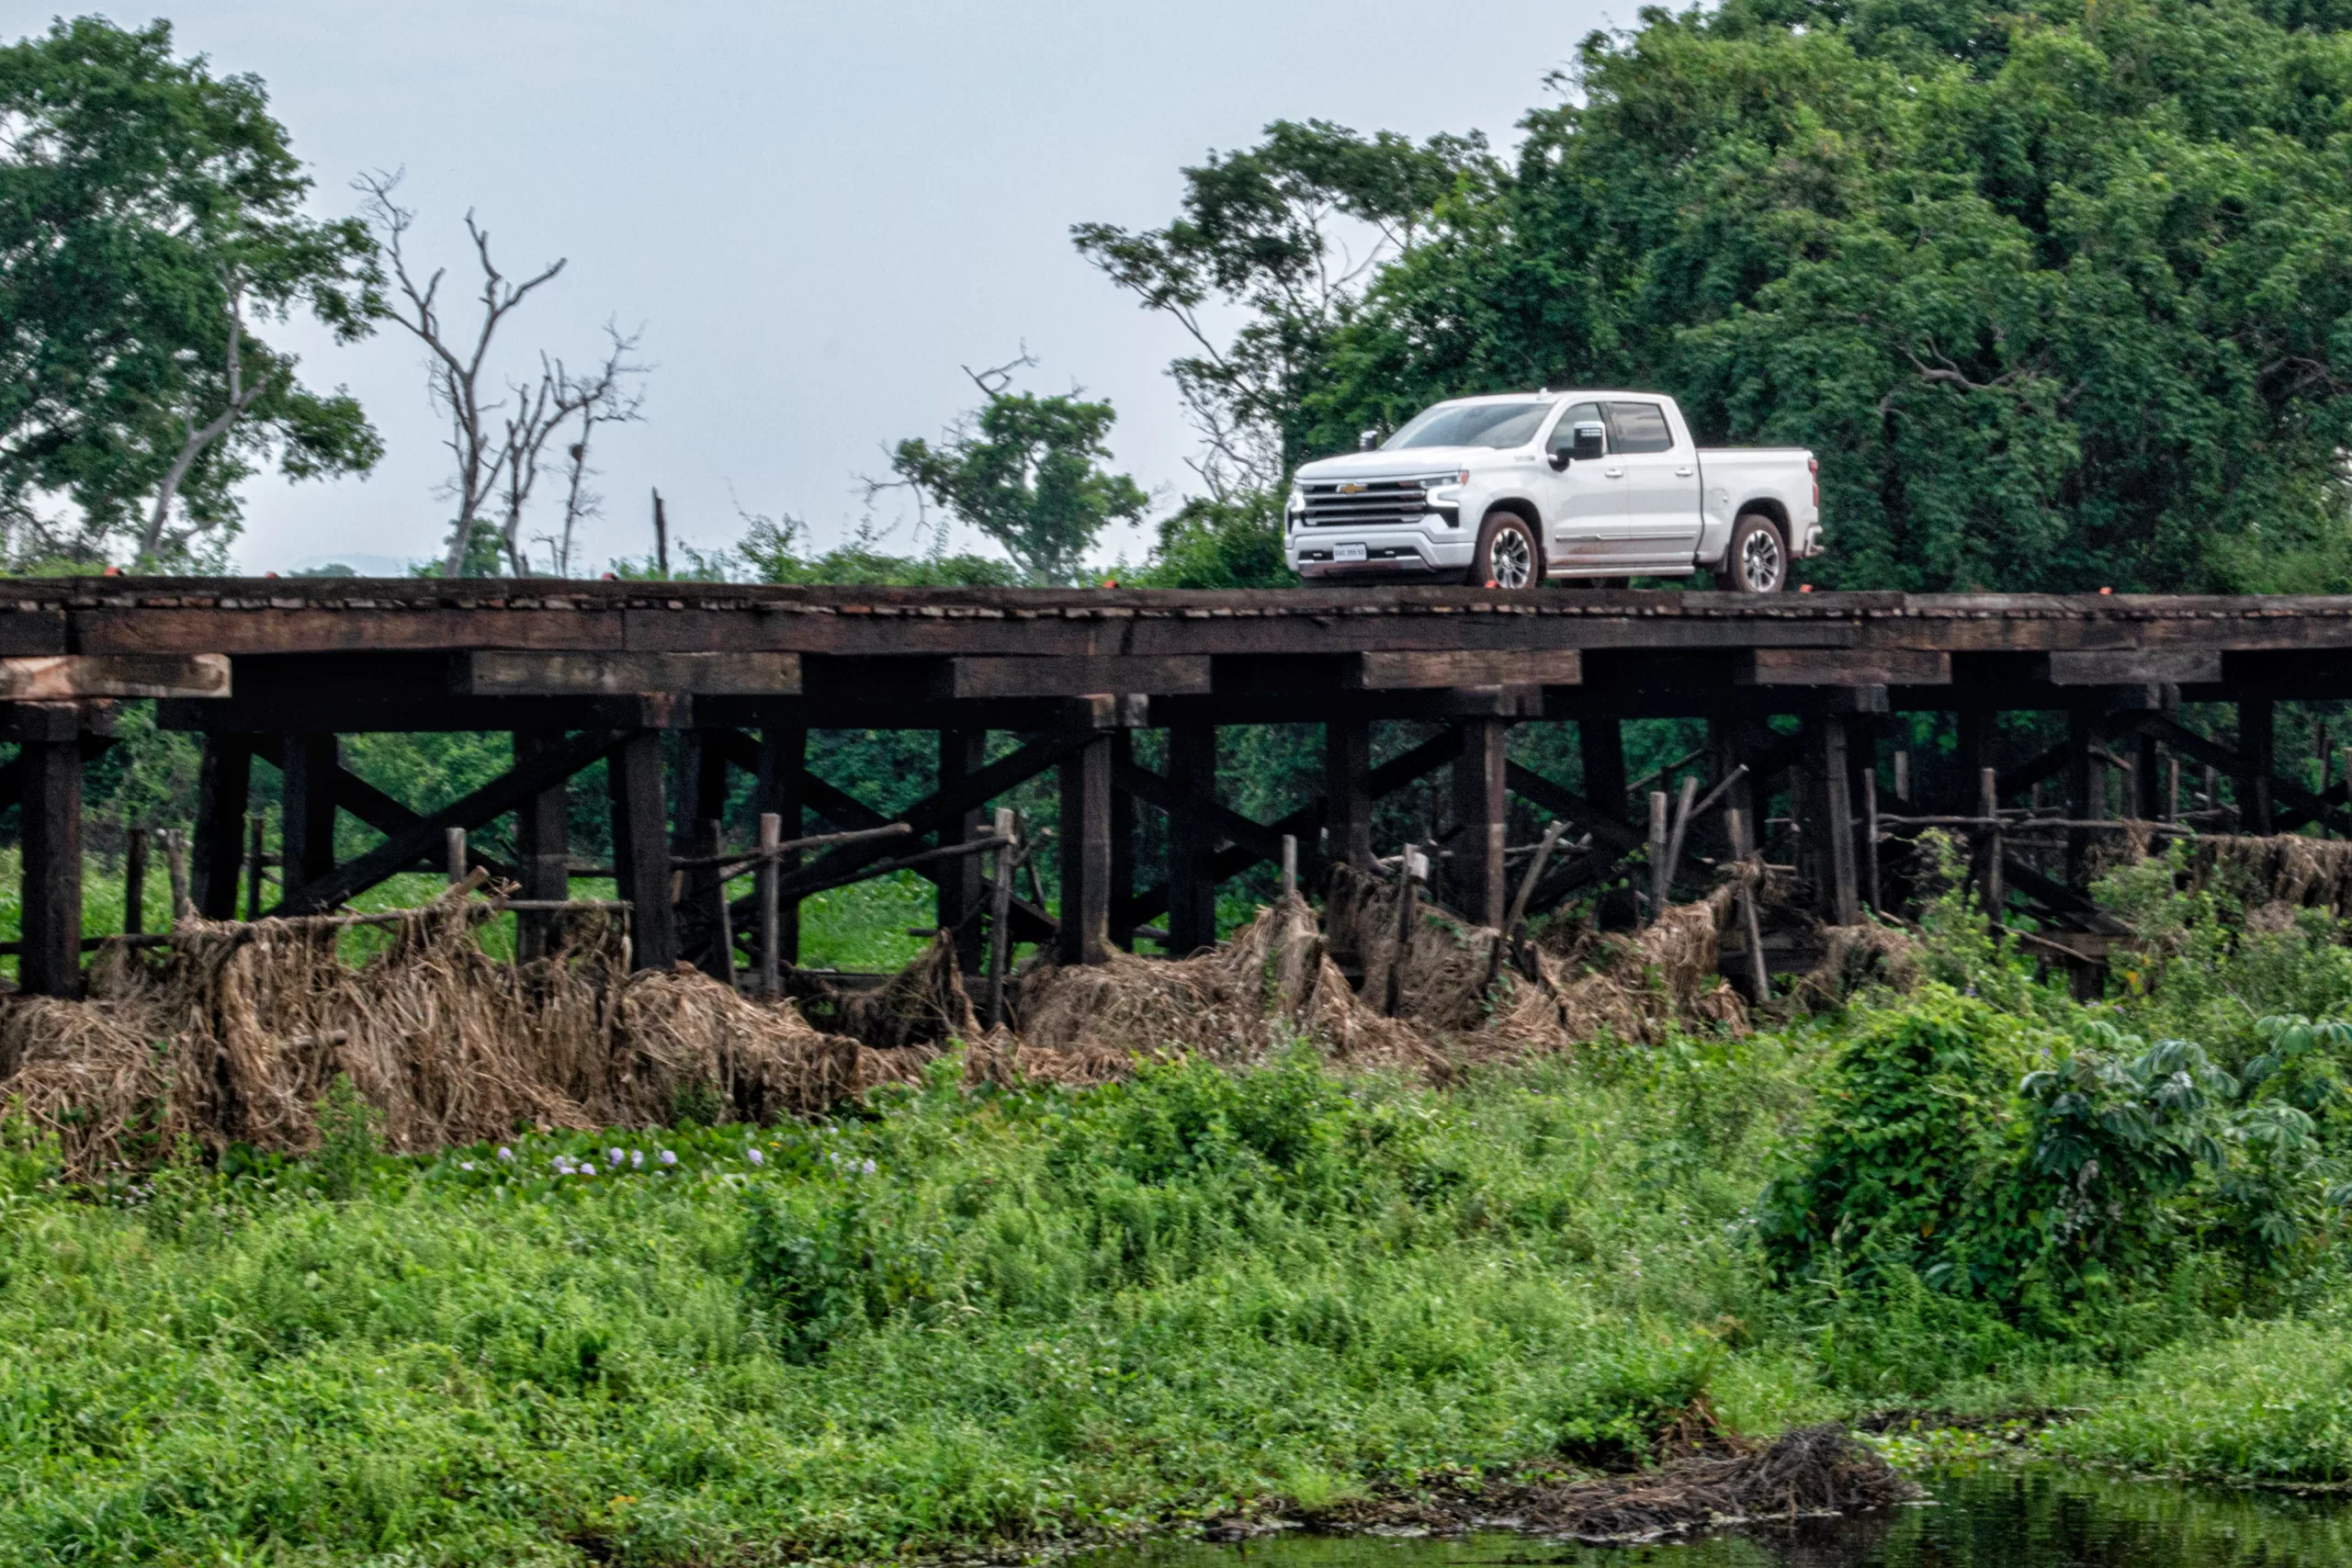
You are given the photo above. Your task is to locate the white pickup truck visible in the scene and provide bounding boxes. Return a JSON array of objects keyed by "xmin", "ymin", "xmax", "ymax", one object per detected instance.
[{"xmin": 1284, "ymin": 390, "xmax": 1820, "ymax": 592}]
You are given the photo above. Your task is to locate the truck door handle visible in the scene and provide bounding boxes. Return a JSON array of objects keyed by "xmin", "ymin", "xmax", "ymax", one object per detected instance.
[
  {"xmin": 1674, "ymin": 466, "xmax": 1694, "ymax": 477},
  {"xmin": 1603, "ymin": 467, "xmax": 1624, "ymax": 479}
]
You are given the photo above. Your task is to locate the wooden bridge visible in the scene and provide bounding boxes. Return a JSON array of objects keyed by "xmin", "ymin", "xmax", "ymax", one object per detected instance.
[{"xmin": 2, "ymin": 578, "xmax": 2346, "ymax": 998}]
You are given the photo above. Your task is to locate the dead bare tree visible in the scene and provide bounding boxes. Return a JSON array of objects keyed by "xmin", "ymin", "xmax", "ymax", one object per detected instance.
[
  {"xmin": 537, "ymin": 324, "xmax": 648, "ymax": 576},
  {"xmin": 355, "ymin": 170, "xmax": 566, "ymax": 577},
  {"xmin": 141, "ymin": 277, "xmax": 268, "ymax": 565}
]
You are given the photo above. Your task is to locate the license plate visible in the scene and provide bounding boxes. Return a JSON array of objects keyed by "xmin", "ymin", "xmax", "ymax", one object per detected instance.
[{"xmin": 1333, "ymin": 543, "xmax": 1368, "ymax": 563}]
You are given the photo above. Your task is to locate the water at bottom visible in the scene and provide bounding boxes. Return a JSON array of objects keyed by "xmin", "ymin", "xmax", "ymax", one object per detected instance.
[{"xmin": 1074, "ymin": 1463, "xmax": 2352, "ymax": 1568}]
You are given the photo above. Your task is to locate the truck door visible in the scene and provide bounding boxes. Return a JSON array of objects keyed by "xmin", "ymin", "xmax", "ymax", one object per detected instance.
[
  {"xmin": 1605, "ymin": 400, "xmax": 1703, "ymax": 570},
  {"xmin": 1536, "ymin": 401, "xmax": 1626, "ymax": 572}
]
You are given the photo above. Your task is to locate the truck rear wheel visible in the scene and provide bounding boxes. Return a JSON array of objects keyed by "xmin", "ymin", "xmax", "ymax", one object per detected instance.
[
  {"xmin": 1724, "ymin": 513, "xmax": 1787, "ymax": 593},
  {"xmin": 1470, "ymin": 512, "xmax": 1540, "ymax": 590}
]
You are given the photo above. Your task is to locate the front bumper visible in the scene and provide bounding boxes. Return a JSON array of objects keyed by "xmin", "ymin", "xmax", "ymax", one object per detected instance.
[{"xmin": 1288, "ymin": 520, "xmax": 1475, "ymax": 579}]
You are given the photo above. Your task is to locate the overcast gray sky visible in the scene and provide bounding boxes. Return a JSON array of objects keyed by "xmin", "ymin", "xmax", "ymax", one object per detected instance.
[{"xmin": 65, "ymin": 0, "xmax": 1616, "ymax": 575}]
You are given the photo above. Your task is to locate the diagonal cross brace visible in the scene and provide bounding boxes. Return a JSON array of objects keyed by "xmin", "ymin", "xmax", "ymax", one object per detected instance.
[
  {"xmin": 332, "ymin": 765, "xmax": 519, "ymax": 884},
  {"xmin": 2128, "ymin": 713, "xmax": 2352, "ymax": 836},
  {"xmin": 274, "ymin": 728, "xmax": 627, "ymax": 915}
]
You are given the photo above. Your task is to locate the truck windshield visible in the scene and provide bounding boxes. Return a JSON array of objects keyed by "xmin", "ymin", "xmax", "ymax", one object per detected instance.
[{"xmin": 1384, "ymin": 400, "xmax": 1551, "ymax": 450}]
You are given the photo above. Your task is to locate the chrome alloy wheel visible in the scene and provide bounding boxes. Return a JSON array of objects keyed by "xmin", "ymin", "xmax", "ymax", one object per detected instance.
[
  {"xmin": 1487, "ymin": 527, "xmax": 1534, "ymax": 590},
  {"xmin": 1738, "ymin": 524, "xmax": 1784, "ymax": 592}
]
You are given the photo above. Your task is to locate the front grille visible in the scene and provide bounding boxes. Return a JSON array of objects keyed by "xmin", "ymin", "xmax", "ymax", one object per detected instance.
[{"xmin": 1303, "ymin": 477, "xmax": 1436, "ymax": 528}]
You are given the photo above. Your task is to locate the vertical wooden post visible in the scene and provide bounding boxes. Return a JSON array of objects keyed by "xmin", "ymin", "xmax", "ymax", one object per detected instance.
[
  {"xmin": 124, "ymin": 826, "xmax": 148, "ymax": 938},
  {"xmin": 2133, "ymin": 729, "xmax": 2162, "ymax": 821},
  {"xmin": 1581, "ymin": 716, "xmax": 1633, "ymax": 926},
  {"xmin": 446, "ymin": 827, "xmax": 468, "ymax": 884},
  {"xmin": 1724, "ymin": 806, "xmax": 1770, "ymax": 1004},
  {"xmin": 279, "ymin": 733, "xmax": 339, "ymax": 907},
  {"xmin": 2165, "ymin": 756, "xmax": 2181, "ymax": 824},
  {"xmin": 1645, "ymin": 789, "xmax": 1670, "ymax": 926},
  {"xmin": 678, "ymin": 731, "xmax": 734, "ymax": 981},
  {"xmin": 1452, "ymin": 716, "xmax": 1510, "ymax": 929},
  {"xmin": 513, "ymin": 730, "xmax": 571, "ymax": 962},
  {"xmin": 706, "ymin": 819, "xmax": 737, "ymax": 988},
  {"xmin": 986, "ymin": 807, "xmax": 1015, "ymax": 1029},
  {"xmin": 607, "ymin": 729, "xmax": 678, "ymax": 970},
  {"xmin": 191, "ymin": 733, "xmax": 252, "ymax": 919},
  {"xmin": 1802, "ymin": 716, "xmax": 1860, "ymax": 926},
  {"xmin": 1323, "ymin": 716, "xmax": 1373, "ymax": 876},
  {"xmin": 164, "ymin": 828, "xmax": 191, "ymax": 921},
  {"xmin": 2065, "ymin": 707, "xmax": 2098, "ymax": 886},
  {"xmin": 755, "ymin": 727, "xmax": 806, "ymax": 966},
  {"xmin": 18, "ymin": 734, "xmax": 82, "ymax": 998},
  {"xmin": 1979, "ymin": 766, "xmax": 2004, "ymax": 922},
  {"xmin": 756, "ymin": 811, "xmax": 782, "ymax": 996},
  {"xmin": 1280, "ymin": 834, "xmax": 1298, "ymax": 901},
  {"xmin": 1860, "ymin": 766, "xmax": 1883, "ymax": 914},
  {"xmin": 1387, "ymin": 844, "xmax": 1421, "ymax": 1018},
  {"xmin": 1108, "ymin": 730, "xmax": 1136, "ymax": 951},
  {"xmin": 1892, "ymin": 749, "xmax": 1912, "ymax": 806},
  {"xmin": 243, "ymin": 813, "xmax": 266, "ymax": 920},
  {"xmin": 1955, "ymin": 707, "xmax": 1992, "ymax": 811},
  {"xmin": 1168, "ymin": 721, "xmax": 1218, "ymax": 952},
  {"xmin": 935, "ymin": 729, "xmax": 989, "ymax": 970},
  {"xmin": 1057, "ymin": 734, "xmax": 1114, "ymax": 965},
  {"xmin": 2239, "ymin": 697, "xmax": 2275, "ymax": 835}
]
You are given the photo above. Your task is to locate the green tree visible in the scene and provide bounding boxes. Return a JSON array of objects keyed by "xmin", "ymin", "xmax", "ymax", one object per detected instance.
[
  {"xmin": 886, "ymin": 357, "xmax": 1148, "ymax": 584},
  {"xmin": 0, "ymin": 17, "xmax": 382, "ymax": 570},
  {"xmin": 1075, "ymin": 119, "xmax": 1493, "ymax": 501},
  {"xmin": 1307, "ymin": 0, "xmax": 2352, "ymax": 592}
]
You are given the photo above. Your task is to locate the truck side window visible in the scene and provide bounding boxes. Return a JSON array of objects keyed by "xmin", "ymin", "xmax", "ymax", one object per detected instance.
[
  {"xmin": 1606, "ymin": 401, "xmax": 1673, "ymax": 454},
  {"xmin": 1547, "ymin": 401, "xmax": 1603, "ymax": 452}
]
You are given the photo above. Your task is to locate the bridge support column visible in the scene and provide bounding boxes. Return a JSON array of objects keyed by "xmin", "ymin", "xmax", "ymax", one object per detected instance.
[
  {"xmin": 937, "ymin": 729, "xmax": 989, "ymax": 971},
  {"xmin": 1057, "ymin": 734, "xmax": 1114, "ymax": 965},
  {"xmin": 2065, "ymin": 706, "xmax": 2101, "ymax": 887},
  {"xmin": 1110, "ymin": 731, "xmax": 1137, "ymax": 952},
  {"xmin": 513, "ymin": 729, "xmax": 570, "ymax": 962},
  {"xmin": 756, "ymin": 727, "xmax": 806, "ymax": 966},
  {"xmin": 1324, "ymin": 717, "xmax": 1373, "ymax": 878},
  {"xmin": 608, "ymin": 729, "xmax": 678, "ymax": 970},
  {"xmin": 193, "ymin": 733, "xmax": 253, "ymax": 919},
  {"xmin": 1580, "ymin": 716, "xmax": 1633, "ymax": 927},
  {"xmin": 18, "ymin": 729, "xmax": 82, "ymax": 998},
  {"xmin": 1167, "ymin": 721, "xmax": 1218, "ymax": 953},
  {"xmin": 1452, "ymin": 717, "xmax": 1510, "ymax": 929},
  {"xmin": 280, "ymin": 734, "xmax": 339, "ymax": 908},
  {"xmin": 2239, "ymin": 697, "xmax": 2275, "ymax": 835},
  {"xmin": 1800, "ymin": 715, "xmax": 1860, "ymax": 926}
]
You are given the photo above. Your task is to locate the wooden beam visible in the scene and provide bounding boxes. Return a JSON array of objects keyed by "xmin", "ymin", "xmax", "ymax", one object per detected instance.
[
  {"xmin": 2037, "ymin": 649, "xmax": 2221, "ymax": 686},
  {"xmin": 1057, "ymin": 734, "xmax": 1114, "ymax": 964},
  {"xmin": 782, "ymin": 766, "xmax": 1057, "ymax": 943},
  {"xmin": 17, "ymin": 739, "xmax": 81, "ymax": 998},
  {"xmin": 275, "ymin": 728, "xmax": 625, "ymax": 916},
  {"xmin": 512, "ymin": 730, "xmax": 570, "ymax": 962},
  {"xmin": 1346, "ymin": 649, "xmax": 1581, "ymax": 690},
  {"xmin": 0, "ymin": 653, "xmax": 226, "ymax": 701},
  {"xmin": 1453, "ymin": 717, "xmax": 1510, "ymax": 928},
  {"xmin": 936, "ymin": 729, "xmax": 989, "ymax": 971},
  {"xmin": 2240, "ymin": 697, "xmax": 2275, "ymax": 834},
  {"xmin": 458, "ymin": 650, "xmax": 799, "ymax": 695},
  {"xmin": 193, "ymin": 734, "xmax": 253, "ymax": 919},
  {"xmin": 1739, "ymin": 648, "xmax": 1950, "ymax": 686},
  {"xmin": 1165, "ymin": 722, "xmax": 1217, "ymax": 953},
  {"xmin": 328, "ymin": 765, "xmax": 518, "ymax": 883},
  {"xmin": 936, "ymin": 655, "xmax": 1210, "ymax": 699},
  {"xmin": 280, "ymin": 734, "xmax": 340, "ymax": 902},
  {"xmin": 607, "ymin": 730, "xmax": 679, "ymax": 970},
  {"xmin": 1114, "ymin": 754, "xmax": 1288, "ymax": 867},
  {"xmin": 1325, "ymin": 717, "xmax": 1373, "ymax": 874}
]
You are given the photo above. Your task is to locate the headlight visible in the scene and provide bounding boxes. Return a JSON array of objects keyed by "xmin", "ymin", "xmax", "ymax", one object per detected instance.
[{"xmin": 1285, "ymin": 489, "xmax": 1306, "ymax": 528}]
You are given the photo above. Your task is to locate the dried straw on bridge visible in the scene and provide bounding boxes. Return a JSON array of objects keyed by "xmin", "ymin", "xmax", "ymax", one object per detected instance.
[{"xmin": 0, "ymin": 861, "xmax": 1762, "ymax": 1174}]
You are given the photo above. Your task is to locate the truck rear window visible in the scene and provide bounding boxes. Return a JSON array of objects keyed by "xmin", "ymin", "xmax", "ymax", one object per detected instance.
[{"xmin": 1607, "ymin": 401, "xmax": 1674, "ymax": 453}]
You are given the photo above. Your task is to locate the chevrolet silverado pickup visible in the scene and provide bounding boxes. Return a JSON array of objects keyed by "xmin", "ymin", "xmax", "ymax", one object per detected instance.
[{"xmin": 1284, "ymin": 390, "xmax": 1820, "ymax": 592}]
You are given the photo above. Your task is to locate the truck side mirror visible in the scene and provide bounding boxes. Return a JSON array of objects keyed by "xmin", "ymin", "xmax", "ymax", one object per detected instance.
[
  {"xmin": 1572, "ymin": 423, "xmax": 1607, "ymax": 462},
  {"xmin": 1359, "ymin": 428, "xmax": 1380, "ymax": 451}
]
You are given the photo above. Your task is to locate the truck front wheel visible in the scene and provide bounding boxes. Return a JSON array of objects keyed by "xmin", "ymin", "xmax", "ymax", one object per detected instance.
[
  {"xmin": 1724, "ymin": 513, "xmax": 1788, "ymax": 592},
  {"xmin": 1470, "ymin": 512, "xmax": 1540, "ymax": 590}
]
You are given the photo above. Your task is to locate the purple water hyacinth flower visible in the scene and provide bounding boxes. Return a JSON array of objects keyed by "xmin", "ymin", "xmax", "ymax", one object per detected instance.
[
  {"xmin": 608, "ymin": 1147, "xmax": 624, "ymax": 1167},
  {"xmin": 497, "ymin": 1146, "xmax": 513, "ymax": 1162},
  {"xmin": 631, "ymin": 1149, "xmax": 645, "ymax": 1168},
  {"xmin": 862, "ymin": 1157, "xmax": 876, "ymax": 1176},
  {"xmin": 746, "ymin": 1148, "xmax": 764, "ymax": 1167},
  {"xmin": 659, "ymin": 1149, "xmax": 676, "ymax": 1167}
]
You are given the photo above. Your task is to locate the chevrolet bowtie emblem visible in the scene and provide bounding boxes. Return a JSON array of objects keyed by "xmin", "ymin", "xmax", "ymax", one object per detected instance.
[{"xmin": 1337, "ymin": 482, "xmax": 1366, "ymax": 493}]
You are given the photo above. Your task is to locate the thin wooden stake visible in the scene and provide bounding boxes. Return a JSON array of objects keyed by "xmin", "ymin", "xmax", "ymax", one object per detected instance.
[
  {"xmin": 707, "ymin": 819, "xmax": 737, "ymax": 989},
  {"xmin": 1280, "ymin": 833, "xmax": 1298, "ymax": 900},
  {"xmin": 1506, "ymin": 819, "xmax": 1566, "ymax": 939},
  {"xmin": 164, "ymin": 829, "xmax": 191, "ymax": 921},
  {"xmin": 244, "ymin": 812, "xmax": 266, "ymax": 920},
  {"xmin": 1659, "ymin": 774, "xmax": 1701, "ymax": 906},
  {"xmin": 1387, "ymin": 843, "xmax": 1421, "ymax": 1018},
  {"xmin": 1979, "ymin": 767, "xmax": 2003, "ymax": 925},
  {"xmin": 2165, "ymin": 756, "xmax": 2180, "ymax": 823},
  {"xmin": 986, "ymin": 807, "xmax": 1015, "ymax": 1030},
  {"xmin": 445, "ymin": 827, "xmax": 468, "ymax": 885},
  {"xmin": 1645, "ymin": 789, "xmax": 1670, "ymax": 926},
  {"xmin": 757, "ymin": 812, "xmax": 782, "ymax": 997},
  {"xmin": 1860, "ymin": 767, "xmax": 1882, "ymax": 914},
  {"xmin": 124, "ymin": 826, "xmax": 148, "ymax": 938},
  {"xmin": 1725, "ymin": 806, "xmax": 1770, "ymax": 1004},
  {"xmin": 1892, "ymin": 749, "xmax": 1911, "ymax": 805}
]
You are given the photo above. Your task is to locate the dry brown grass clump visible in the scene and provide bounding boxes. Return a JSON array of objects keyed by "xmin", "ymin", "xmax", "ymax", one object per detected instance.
[{"xmin": 2184, "ymin": 832, "xmax": 2352, "ymax": 919}]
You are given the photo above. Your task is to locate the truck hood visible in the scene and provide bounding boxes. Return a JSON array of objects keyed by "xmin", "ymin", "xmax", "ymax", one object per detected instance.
[{"xmin": 1295, "ymin": 447, "xmax": 1497, "ymax": 481}]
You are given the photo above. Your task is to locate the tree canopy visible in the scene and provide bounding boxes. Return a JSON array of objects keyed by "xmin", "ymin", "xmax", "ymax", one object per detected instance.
[
  {"xmin": 1104, "ymin": 0, "xmax": 2352, "ymax": 593},
  {"xmin": 0, "ymin": 17, "xmax": 381, "ymax": 570}
]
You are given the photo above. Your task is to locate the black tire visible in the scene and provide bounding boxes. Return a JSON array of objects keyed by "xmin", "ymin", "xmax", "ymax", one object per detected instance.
[
  {"xmin": 1470, "ymin": 512, "xmax": 1541, "ymax": 590},
  {"xmin": 1724, "ymin": 513, "xmax": 1788, "ymax": 593}
]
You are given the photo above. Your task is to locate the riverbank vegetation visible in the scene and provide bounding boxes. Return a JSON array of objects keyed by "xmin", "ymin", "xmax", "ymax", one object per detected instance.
[{"xmin": 2, "ymin": 845, "xmax": 2351, "ymax": 1562}]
